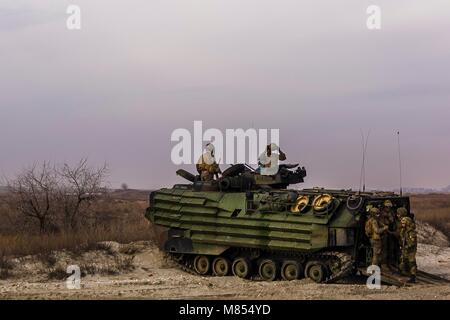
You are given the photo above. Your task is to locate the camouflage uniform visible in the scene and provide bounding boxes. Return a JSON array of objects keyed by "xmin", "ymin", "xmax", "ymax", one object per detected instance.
[
  {"xmin": 380, "ymin": 200, "xmax": 395, "ymax": 266},
  {"xmin": 197, "ymin": 162, "xmax": 220, "ymax": 181},
  {"xmin": 365, "ymin": 208, "xmax": 388, "ymax": 267},
  {"xmin": 381, "ymin": 201, "xmax": 395, "ymax": 227},
  {"xmin": 399, "ymin": 216, "xmax": 417, "ymax": 281},
  {"xmin": 395, "ymin": 207, "xmax": 408, "ymax": 236},
  {"xmin": 387, "ymin": 207, "xmax": 404, "ymax": 265},
  {"xmin": 196, "ymin": 144, "xmax": 221, "ymax": 181}
]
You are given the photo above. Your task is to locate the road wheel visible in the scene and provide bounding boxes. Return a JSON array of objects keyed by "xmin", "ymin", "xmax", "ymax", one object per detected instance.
[
  {"xmin": 305, "ymin": 261, "xmax": 326, "ymax": 283},
  {"xmin": 212, "ymin": 257, "xmax": 230, "ymax": 276},
  {"xmin": 281, "ymin": 261, "xmax": 302, "ymax": 281},
  {"xmin": 259, "ymin": 259, "xmax": 278, "ymax": 281},
  {"xmin": 232, "ymin": 258, "xmax": 252, "ymax": 279},
  {"xmin": 193, "ymin": 255, "xmax": 210, "ymax": 275}
]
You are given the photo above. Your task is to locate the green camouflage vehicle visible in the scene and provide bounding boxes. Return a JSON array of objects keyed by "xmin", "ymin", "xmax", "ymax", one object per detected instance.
[{"xmin": 145, "ymin": 163, "xmax": 412, "ymax": 283}]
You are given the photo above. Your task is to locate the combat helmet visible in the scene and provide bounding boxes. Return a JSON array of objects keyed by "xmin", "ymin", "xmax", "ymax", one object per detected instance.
[
  {"xmin": 384, "ymin": 200, "xmax": 393, "ymax": 208},
  {"xmin": 397, "ymin": 207, "xmax": 408, "ymax": 218},
  {"xmin": 369, "ymin": 207, "xmax": 380, "ymax": 216},
  {"xmin": 400, "ymin": 216, "xmax": 415, "ymax": 230}
]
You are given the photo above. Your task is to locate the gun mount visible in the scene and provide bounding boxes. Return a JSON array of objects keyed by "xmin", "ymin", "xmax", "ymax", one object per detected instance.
[{"xmin": 176, "ymin": 163, "xmax": 307, "ymax": 192}]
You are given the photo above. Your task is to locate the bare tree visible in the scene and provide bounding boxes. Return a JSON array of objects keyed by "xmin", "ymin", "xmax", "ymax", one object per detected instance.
[
  {"xmin": 6, "ymin": 159, "xmax": 109, "ymax": 234},
  {"xmin": 7, "ymin": 162, "xmax": 58, "ymax": 234},
  {"xmin": 57, "ymin": 159, "xmax": 109, "ymax": 231},
  {"xmin": 121, "ymin": 183, "xmax": 128, "ymax": 190}
]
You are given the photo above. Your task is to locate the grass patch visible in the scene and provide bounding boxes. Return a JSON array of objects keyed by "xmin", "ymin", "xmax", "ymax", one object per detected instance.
[
  {"xmin": 0, "ymin": 223, "xmax": 153, "ymax": 257},
  {"xmin": 410, "ymin": 193, "xmax": 450, "ymax": 238},
  {"xmin": 0, "ymin": 191, "xmax": 154, "ymax": 257}
]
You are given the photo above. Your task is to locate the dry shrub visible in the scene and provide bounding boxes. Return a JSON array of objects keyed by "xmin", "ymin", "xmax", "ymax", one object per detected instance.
[
  {"xmin": 48, "ymin": 266, "xmax": 69, "ymax": 280},
  {"xmin": 0, "ymin": 222, "xmax": 154, "ymax": 257},
  {"xmin": 0, "ymin": 186, "xmax": 154, "ymax": 257},
  {"xmin": 114, "ymin": 255, "xmax": 135, "ymax": 272},
  {"xmin": 410, "ymin": 193, "xmax": 450, "ymax": 237},
  {"xmin": 0, "ymin": 252, "xmax": 14, "ymax": 279}
]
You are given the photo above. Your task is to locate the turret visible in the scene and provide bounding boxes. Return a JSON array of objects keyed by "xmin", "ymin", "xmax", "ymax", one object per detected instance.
[{"xmin": 176, "ymin": 163, "xmax": 307, "ymax": 192}]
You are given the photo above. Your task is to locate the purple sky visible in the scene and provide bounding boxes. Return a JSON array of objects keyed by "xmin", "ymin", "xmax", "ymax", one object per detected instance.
[{"xmin": 1, "ymin": 1, "xmax": 450, "ymax": 190}]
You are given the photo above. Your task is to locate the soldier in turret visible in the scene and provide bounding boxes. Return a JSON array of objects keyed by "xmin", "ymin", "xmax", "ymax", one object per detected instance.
[
  {"xmin": 258, "ymin": 143, "xmax": 287, "ymax": 176},
  {"xmin": 196, "ymin": 143, "xmax": 221, "ymax": 181},
  {"xmin": 397, "ymin": 207, "xmax": 417, "ymax": 283},
  {"xmin": 365, "ymin": 207, "xmax": 389, "ymax": 268}
]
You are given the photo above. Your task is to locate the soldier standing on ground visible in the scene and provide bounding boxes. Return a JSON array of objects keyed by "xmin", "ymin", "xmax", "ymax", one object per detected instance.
[
  {"xmin": 381, "ymin": 200, "xmax": 396, "ymax": 268},
  {"xmin": 196, "ymin": 143, "xmax": 221, "ymax": 181},
  {"xmin": 398, "ymin": 207, "xmax": 417, "ymax": 283},
  {"xmin": 365, "ymin": 207, "xmax": 389, "ymax": 268},
  {"xmin": 395, "ymin": 207, "xmax": 408, "ymax": 229}
]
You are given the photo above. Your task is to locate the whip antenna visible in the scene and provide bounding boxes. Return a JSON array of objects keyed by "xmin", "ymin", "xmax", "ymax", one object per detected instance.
[
  {"xmin": 359, "ymin": 131, "xmax": 365, "ymax": 193},
  {"xmin": 397, "ymin": 131, "xmax": 403, "ymax": 196},
  {"xmin": 359, "ymin": 129, "xmax": 371, "ymax": 193}
]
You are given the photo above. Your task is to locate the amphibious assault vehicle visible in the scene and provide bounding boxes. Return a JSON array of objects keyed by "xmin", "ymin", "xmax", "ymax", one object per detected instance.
[{"xmin": 145, "ymin": 163, "xmax": 438, "ymax": 284}]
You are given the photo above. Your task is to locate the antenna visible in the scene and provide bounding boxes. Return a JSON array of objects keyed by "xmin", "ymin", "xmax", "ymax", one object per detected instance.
[
  {"xmin": 363, "ymin": 130, "xmax": 371, "ymax": 192},
  {"xmin": 359, "ymin": 131, "xmax": 365, "ymax": 193},
  {"xmin": 397, "ymin": 131, "xmax": 403, "ymax": 196},
  {"xmin": 359, "ymin": 129, "xmax": 371, "ymax": 193}
]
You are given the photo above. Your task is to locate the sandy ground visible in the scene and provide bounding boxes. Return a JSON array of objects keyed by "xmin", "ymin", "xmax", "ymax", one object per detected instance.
[{"xmin": 0, "ymin": 237, "xmax": 449, "ymax": 300}]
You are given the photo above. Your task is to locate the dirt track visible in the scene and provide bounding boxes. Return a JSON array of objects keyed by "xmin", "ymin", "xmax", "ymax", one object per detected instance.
[{"xmin": 1, "ymin": 242, "xmax": 449, "ymax": 300}]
